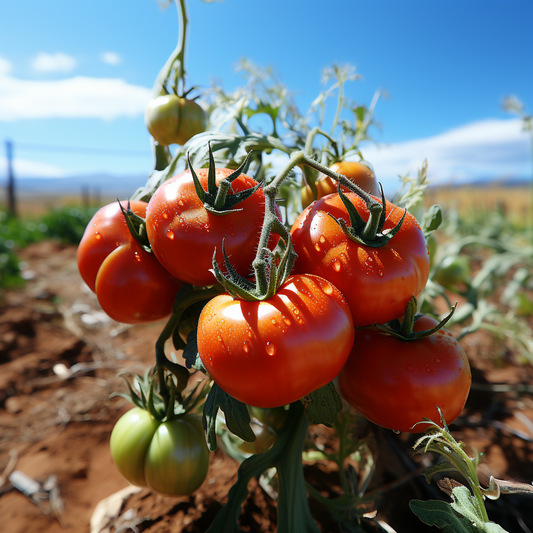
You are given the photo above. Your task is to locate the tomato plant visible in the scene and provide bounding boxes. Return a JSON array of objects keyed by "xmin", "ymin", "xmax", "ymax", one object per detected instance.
[
  {"xmin": 301, "ymin": 161, "xmax": 379, "ymax": 208},
  {"xmin": 291, "ymin": 192, "xmax": 430, "ymax": 327},
  {"xmin": 110, "ymin": 407, "xmax": 209, "ymax": 495},
  {"xmin": 145, "ymin": 167, "xmax": 278, "ymax": 287},
  {"xmin": 197, "ymin": 274, "xmax": 355, "ymax": 408},
  {"xmin": 77, "ymin": 201, "xmax": 183, "ymax": 324},
  {"xmin": 338, "ymin": 315, "xmax": 471, "ymax": 433},
  {"xmin": 145, "ymin": 94, "xmax": 207, "ymax": 146}
]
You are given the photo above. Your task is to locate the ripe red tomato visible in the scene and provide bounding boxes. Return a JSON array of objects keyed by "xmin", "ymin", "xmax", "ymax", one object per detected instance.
[
  {"xmin": 145, "ymin": 168, "xmax": 278, "ymax": 287},
  {"xmin": 197, "ymin": 274, "xmax": 355, "ymax": 408},
  {"xmin": 338, "ymin": 316, "xmax": 471, "ymax": 433},
  {"xmin": 110, "ymin": 407, "xmax": 209, "ymax": 495},
  {"xmin": 77, "ymin": 201, "xmax": 183, "ymax": 324},
  {"xmin": 145, "ymin": 94, "xmax": 207, "ymax": 146},
  {"xmin": 290, "ymin": 193, "xmax": 430, "ymax": 327},
  {"xmin": 301, "ymin": 161, "xmax": 380, "ymax": 209}
]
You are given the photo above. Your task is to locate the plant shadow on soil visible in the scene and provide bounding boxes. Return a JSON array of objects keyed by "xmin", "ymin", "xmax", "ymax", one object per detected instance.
[{"xmin": 1, "ymin": 241, "xmax": 533, "ymax": 533}]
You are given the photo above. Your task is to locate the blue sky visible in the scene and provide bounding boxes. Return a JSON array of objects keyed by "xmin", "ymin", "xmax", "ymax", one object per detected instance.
[{"xmin": 1, "ymin": 0, "xmax": 532, "ymax": 195}]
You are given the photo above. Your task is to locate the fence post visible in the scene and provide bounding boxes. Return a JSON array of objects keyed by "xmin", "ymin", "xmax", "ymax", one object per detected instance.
[{"xmin": 5, "ymin": 139, "xmax": 17, "ymax": 217}]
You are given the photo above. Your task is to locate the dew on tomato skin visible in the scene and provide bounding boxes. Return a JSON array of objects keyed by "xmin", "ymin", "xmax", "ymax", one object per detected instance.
[
  {"xmin": 134, "ymin": 252, "xmax": 142, "ymax": 263},
  {"xmin": 333, "ymin": 261, "xmax": 341, "ymax": 272},
  {"xmin": 271, "ymin": 319, "xmax": 277, "ymax": 325},
  {"xmin": 243, "ymin": 343, "xmax": 249, "ymax": 353},
  {"xmin": 319, "ymin": 235, "xmax": 326, "ymax": 244},
  {"xmin": 322, "ymin": 282, "xmax": 333, "ymax": 295},
  {"xmin": 435, "ymin": 358, "xmax": 441, "ymax": 363},
  {"xmin": 265, "ymin": 342, "xmax": 276, "ymax": 356},
  {"xmin": 162, "ymin": 211, "xmax": 169, "ymax": 220},
  {"xmin": 95, "ymin": 232, "xmax": 102, "ymax": 240},
  {"xmin": 407, "ymin": 365, "xmax": 413, "ymax": 372},
  {"xmin": 283, "ymin": 317, "xmax": 291, "ymax": 326},
  {"xmin": 166, "ymin": 229, "xmax": 175, "ymax": 240},
  {"xmin": 314, "ymin": 244, "xmax": 321, "ymax": 252}
]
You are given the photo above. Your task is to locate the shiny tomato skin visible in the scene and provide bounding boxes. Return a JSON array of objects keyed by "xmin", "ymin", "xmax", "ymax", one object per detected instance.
[
  {"xmin": 197, "ymin": 274, "xmax": 355, "ymax": 408},
  {"xmin": 144, "ymin": 416, "xmax": 210, "ymax": 496},
  {"xmin": 146, "ymin": 168, "xmax": 278, "ymax": 287},
  {"xmin": 77, "ymin": 201, "xmax": 183, "ymax": 324},
  {"xmin": 301, "ymin": 161, "xmax": 380, "ymax": 209},
  {"xmin": 110, "ymin": 408, "xmax": 209, "ymax": 496},
  {"xmin": 290, "ymin": 193, "xmax": 430, "ymax": 327},
  {"xmin": 338, "ymin": 316, "xmax": 471, "ymax": 433},
  {"xmin": 145, "ymin": 94, "xmax": 207, "ymax": 146}
]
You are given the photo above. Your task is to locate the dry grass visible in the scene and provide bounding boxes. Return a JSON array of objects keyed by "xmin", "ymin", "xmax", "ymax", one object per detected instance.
[{"xmin": 424, "ymin": 184, "xmax": 532, "ymax": 226}]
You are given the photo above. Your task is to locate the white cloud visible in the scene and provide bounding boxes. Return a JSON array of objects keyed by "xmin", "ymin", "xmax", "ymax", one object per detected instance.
[
  {"xmin": 32, "ymin": 52, "xmax": 77, "ymax": 73},
  {"xmin": 360, "ymin": 118, "xmax": 532, "ymax": 193},
  {"xmin": 101, "ymin": 52, "xmax": 121, "ymax": 66},
  {"xmin": 0, "ymin": 55, "xmax": 152, "ymax": 121},
  {"xmin": 0, "ymin": 155, "xmax": 68, "ymax": 178}
]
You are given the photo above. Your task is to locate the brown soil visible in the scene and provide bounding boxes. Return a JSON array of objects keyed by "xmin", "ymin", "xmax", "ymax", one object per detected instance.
[{"xmin": 1, "ymin": 241, "xmax": 533, "ymax": 533}]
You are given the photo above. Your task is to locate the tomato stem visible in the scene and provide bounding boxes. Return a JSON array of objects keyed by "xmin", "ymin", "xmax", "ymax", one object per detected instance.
[{"xmin": 205, "ymin": 402, "xmax": 320, "ymax": 533}]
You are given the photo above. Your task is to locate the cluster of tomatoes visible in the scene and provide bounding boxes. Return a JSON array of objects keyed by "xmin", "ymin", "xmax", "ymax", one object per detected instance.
[{"xmin": 77, "ymin": 151, "xmax": 471, "ymax": 494}]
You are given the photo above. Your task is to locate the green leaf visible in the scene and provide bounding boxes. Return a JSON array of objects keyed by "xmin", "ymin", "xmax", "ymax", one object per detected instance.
[
  {"xmin": 409, "ymin": 499, "xmax": 477, "ymax": 532},
  {"xmin": 202, "ymin": 383, "xmax": 255, "ymax": 451},
  {"xmin": 422, "ymin": 204, "xmax": 443, "ymax": 236},
  {"xmin": 301, "ymin": 382, "xmax": 342, "ymax": 427},
  {"xmin": 450, "ymin": 485, "xmax": 484, "ymax": 525}
]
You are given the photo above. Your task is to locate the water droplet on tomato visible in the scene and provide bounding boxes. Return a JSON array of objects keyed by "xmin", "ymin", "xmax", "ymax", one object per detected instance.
[
  {"xmin": 319, "ymin": 235, "xmax": 326, "ymax": 244},
  {"xmin": 333, "ymin": 261, "xmax": 341, "ymax": 272},
  {"xmin": 166, "ymin": 229, "xmax": 175, "ymax": 240},
  {"xmin": 178, "ymin": 200, "xmax": 184, "ymax": 206},
  {"xmin": 243, "ymin": 343, "xmax": 249, "ymax": 353},
  {"xmin": 407, "ymin": 365, "xmax": 413, "ymax": 372},
  {"xmin": 265, "ymin": 342, "xmax": 276, "ymax": 356},
  {"xmin": 162, "ymin": 211, "xmax": 169, "ymax": 219},
  {"xmin": 322, "ymin": 282, "xmax": 333, "ymax": 295},
  {"xmin": 271, "ymin": 319, "xmax": 276, "ymax": 325},
  {"xmin": 95, "ymin": 232, "xmax": 101, "ymax": 240},
  {"xmin": 314, "ymin": 244, "xmax": 321, "ymax": 252},
  {"xmin": 459, "ymin": 368, "xmax": 463, "ymax": 373},
  {"xmin": 392, "ymin": 429, "xmax": 401, "ymax": 434},
  {"xmin": 294, "ymin": 309, "xmax": 300, "ymax": 315},
  {"xmin": 134, "ymin": 252, "xmax": 141, "ymax": 263},
  {"xmin": 283, "ymin": 318, "xmax": 291, "ymax": 326},
  {"xmin": 435, "ymin": 358, "xmax": 441, "ymax": 363}
]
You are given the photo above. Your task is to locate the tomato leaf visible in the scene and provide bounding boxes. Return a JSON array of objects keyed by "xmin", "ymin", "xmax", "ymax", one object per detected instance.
[
  {"xmin": 182, "ymin": 330, "xmax": 206, "ymax": 372},
  {"xmin": 202, "ymin": 383, "xmax": 255, "ymax": 451},
  {"xmin": 409, "ymin": 499, "xmax": 477, "ymax": 533},
  {"xmin": 301, "ymin": 382, "xmax": 342, "ymax": 427},
  {"xmin": 421, "ymin": 204, "xmax": 443, "ymax": 238}
]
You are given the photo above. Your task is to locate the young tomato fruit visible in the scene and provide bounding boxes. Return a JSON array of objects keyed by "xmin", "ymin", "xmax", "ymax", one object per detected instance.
[
  {"xmin": 338, "ymin": 316, "xmax": 471, "ymax": 433},
  {"xmin": 146, "ymin": 168, "xmax": 277, "ymax": 287},
  {"xmin": 301, "ymin": 161, "xmax": 379, "ymax": 209},
  {"xmin": 290, "ymin": 193, "xmax": 430, "ymax": 326},
  {"xmin": 77, "ymin": 201, "xmax": 183, "ymax": 324},
  {"xmin": 110, "ymin": 408, "xmax": 209, "ymax": 496},
  {"xmin": 197, "ymin": 274, "xmax": 355, "ymax": 408},
  {"xmin": 145, "ymin": 94, "xmax": 207, "ymax": 146}
]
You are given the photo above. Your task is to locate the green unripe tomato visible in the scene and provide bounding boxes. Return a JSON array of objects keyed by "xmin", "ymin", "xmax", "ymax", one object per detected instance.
[
  {"xmin": 145, "ymin": 94, "xmax": 207, "ymax": 146},
  {"xmin": 110, "ymin": 407, "xmax": 209, "ymax": 496},
  {"xmin": 433, "ymin": 255, "xmax": 471, "ymax": 290}
]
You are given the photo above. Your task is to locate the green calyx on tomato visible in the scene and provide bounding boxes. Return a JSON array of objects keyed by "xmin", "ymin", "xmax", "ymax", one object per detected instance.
[
  {"xmin": 188, "ymin": 146, "xmax": 263, "ymax": 215},
  {"xmin": 110, "ymin": 407, "xmax": 209, "ymax": 496},
  {"xmin": 375, "ymin": 296, "xmax": 457, "ymax": 341},
  {"xmin": 330, "ymin": 185, "xmax": 406, "ymax": 248},
  {"xmin": 145, "ymin": 93, "xmax": 207, "ymax": 147}
]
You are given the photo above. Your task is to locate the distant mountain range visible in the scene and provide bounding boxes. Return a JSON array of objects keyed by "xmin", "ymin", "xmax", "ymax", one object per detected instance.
[
  {"xmin": 1, "ymin": 174, "xmax": 150, "ymax": 201},
  {"xmin": 1, "ymin": 173, "xmax": 531, "ymax": 203}
]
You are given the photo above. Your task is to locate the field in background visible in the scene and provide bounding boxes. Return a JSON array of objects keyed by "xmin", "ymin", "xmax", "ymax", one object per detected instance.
[{"xmin": 424, "ymin": 184, "xmax": 531, "ymax": 227}]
